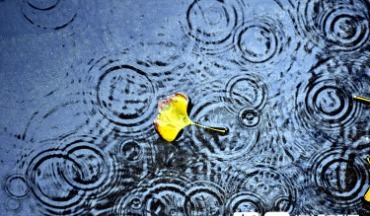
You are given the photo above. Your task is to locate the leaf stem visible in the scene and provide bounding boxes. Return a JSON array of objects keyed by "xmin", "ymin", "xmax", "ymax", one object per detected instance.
[
  {"xmin": 192, "ymin": 122, "xmax": 228, "ymax": 134},
  {"xmin": 354, "ymin": 95, "xmax": 370, "ymax": 103}
]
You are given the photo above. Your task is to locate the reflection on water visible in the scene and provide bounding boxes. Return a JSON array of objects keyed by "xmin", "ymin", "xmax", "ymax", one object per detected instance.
[{"xmin": 1, "ymin": 0, "xmax": 370, "ymax": 215}]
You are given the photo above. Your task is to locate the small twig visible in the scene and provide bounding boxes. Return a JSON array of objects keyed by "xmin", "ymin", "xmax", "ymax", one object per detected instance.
[
  {"xmin": 193, "ymin": 122, "xmax": 228, "ymax": 135},
  {"xmin": 354, "ymin": 95, "xmax": 370, "ymax": 103}
]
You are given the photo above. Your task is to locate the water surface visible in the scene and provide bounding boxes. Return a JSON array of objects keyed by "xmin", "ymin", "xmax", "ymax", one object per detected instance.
[{"xmin": 0, "ymin": 0, "xmax": 370, "ymax": 215}]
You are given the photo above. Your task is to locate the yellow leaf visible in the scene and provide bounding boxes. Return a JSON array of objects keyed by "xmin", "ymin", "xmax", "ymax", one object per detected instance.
[
  {"xmin": 154, "ymin": 92, "xmax": 227, "ymax": 142},
  {"xmin": 154, "ymin": 92, "xmax": 193, "ymax": 141},
  {"xmin": 365, "ymin": 188, "xmax": 370, "ymax": 202},
  {"xmin": 365, "ymin": 156, "xmax": 370, "ymax": 202}
]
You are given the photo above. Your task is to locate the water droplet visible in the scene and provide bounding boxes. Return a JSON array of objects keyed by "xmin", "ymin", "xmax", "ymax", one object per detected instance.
[
  {"xmin": 239, "ymin": 108, "xmax": 260, "ymax": 127},
  {"xmin": 4, "ymin": 174, "xmax": 30, "ymax": 199},
  {"xmin": 120, "ymin": 140, "xmax": 143, "ymax": 162}
]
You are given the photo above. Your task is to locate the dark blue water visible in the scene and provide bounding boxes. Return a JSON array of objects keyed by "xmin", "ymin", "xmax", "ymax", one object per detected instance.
[{"xmin": 0, "ymin": 0, "xmax": 370, "ymax": 215}]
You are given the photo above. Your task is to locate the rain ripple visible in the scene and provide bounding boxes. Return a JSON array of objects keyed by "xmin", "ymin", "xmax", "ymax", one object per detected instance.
[
  {"xmin": 113, "ymin": 163, "xmax": 298, "ymax": 215},
  {"xmin": 241, "ymin": 165, "xmax": 297, "ymax": 213},
  {"xmin": 114, "ymin": 174, "xmax": 190, "ymax": 215},
  {"xmin": 229, "ymin": 0, "xmax": 299, "ymax": 72},
  {"xmin": 187, "ymin": 81, "xmax": 262, "ymax": 162},
  {"xmin": 297, "ymin": 0, "xmax": 370, "ymax": 52},
  {"xmin": 223, "ymin": 73, "xmax": 267, "ymax": 114},
  {"xmin": 19, "ymin": 136, "xmax": 113, "ymax": 215},
  {"xmin": 84, "ymin": 52, "xmax": 159, "ymax": 137},
  {"xmin": 19, "ymin": 0, "xmax": 78, "ymax": 30},
  {"xmin": 302, "ymin": 145, "xmax": 370, "ymax": 214},
  {"xmin": 82, "ymin": 51, "xmax": 195, "ymax": 139},
  {"xmin": 26, "ymin": 148, "xmax": 87, "ymax": 215},
  {"xmin": 181, "ymin": 0, "xmax": 244, "ymax": 54},
  {"xmin": 294, "ymin": 58, "xmax": 367, "ymax": 141}
]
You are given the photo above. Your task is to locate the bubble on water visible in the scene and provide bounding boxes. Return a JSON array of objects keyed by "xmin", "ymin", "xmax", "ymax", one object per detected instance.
[
  {"xmin": 297, "ymin": 0, "xmax": 370, "ymax": 52},
  {"xmin": 19, "ymin": 0, "xmax": 79, "ymax": 30},
  {"xmin": 5, "ymin": 199, "xmax": 21, "ymax": 211},
  {"xmin": 239, "ymin": 108, "xmax": 260, "ymax": 128},
  {"xmin": 119, "ymin": 139, "xmax": 144, "ymax": 162},
  {"xmin": 4, "ymin": 174, "xmax": 30, "ymax": 199}
]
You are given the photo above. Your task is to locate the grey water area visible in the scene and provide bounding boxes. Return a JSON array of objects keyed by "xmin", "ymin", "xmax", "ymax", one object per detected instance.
[{"xmin": 1, "ymin": 0, "xmax": 370, "ymax": 215}]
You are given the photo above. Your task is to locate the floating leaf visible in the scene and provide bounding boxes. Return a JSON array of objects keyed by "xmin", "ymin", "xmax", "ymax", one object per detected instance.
[
  {"xmin": 365, "ymin": 156, "xmax": 370, "ymax": 202},
  {"xmin": 365, "ymin": 188, "xmax": 370, "ymax": 202},
  {"xmin": 154, "ymin": 92, "xmax": 227, "ymax": 142}
]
